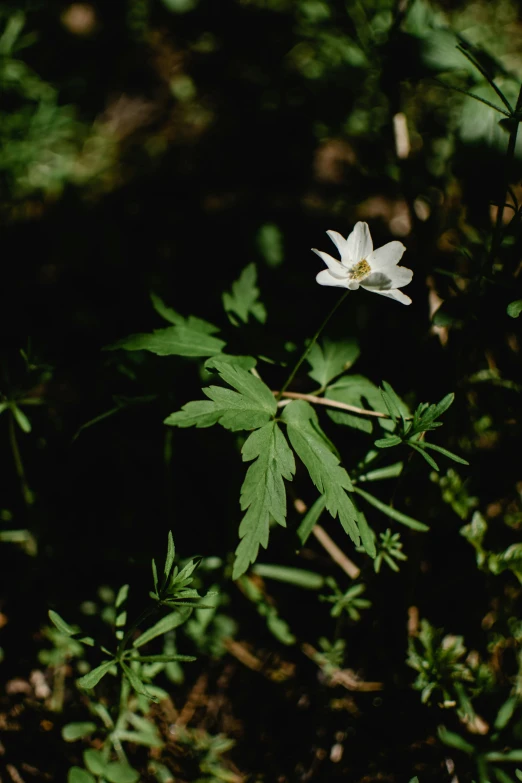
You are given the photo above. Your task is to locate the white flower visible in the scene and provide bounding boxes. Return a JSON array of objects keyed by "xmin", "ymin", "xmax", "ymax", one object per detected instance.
[{"xmin": 312, "ymin": 222, "xmax": 413, "ymax": 305}]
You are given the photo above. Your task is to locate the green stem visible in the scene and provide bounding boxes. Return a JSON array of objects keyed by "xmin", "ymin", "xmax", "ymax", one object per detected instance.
[
  {"xmin": 8, "ymin": 411, "xmax": 33, "ymax": 506},
  {"xmin": 116, "ymin": 604, "xmax": 157, "ymax": 659},
  {"xmin": 277, "ymin": 289, "xmax": 350, "ymax": 399},
  {"xmin": 488, "ymin": 84, "xmax": 522, "ymax": 270}
]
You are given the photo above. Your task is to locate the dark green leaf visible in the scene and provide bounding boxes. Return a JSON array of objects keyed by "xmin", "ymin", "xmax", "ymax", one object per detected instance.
[
  {"xmin": 423, "ymin": 442, "xmax": 469, "ymax": 465},
  {"xmin": 121, "ymin": 662, "xmax": 158, "ymax": 701},
  {"xmin": 437, "ymin": 725, "xmax": 474, "ymax": 754},
  {"xmin": 409, "ymin": 441, "xmax": 440, "ymax": 471},
  {"xmin": 150, "ymin": 292, "xmax": 184, "ymax": 325},
  {"xmin": 357, "ymin": 511, "xmax": 376, "ymax": 559},
  {"xmin": 222, "ymin": 263, "xmax": 267, "ymax": 324},
  {"xmin": 205, "ymin": 354, "xmax": 257, "ymax": 371},
  {"xmin": 12, "ymin": 405, "xmax": 31, "ymax": 433},
  {"xmin": 297, "ymin": 495, "xmax": 326, "ymax": 545}
]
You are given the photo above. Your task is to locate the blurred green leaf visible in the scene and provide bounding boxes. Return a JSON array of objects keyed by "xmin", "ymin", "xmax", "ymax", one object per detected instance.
[
  {"xmin": 507, "ymin": 300, "xmax": 522, "ymax": 318},
  {"xmin": 68, "ymin": 769, "xmax": 96, "ymax": 783},
  {"xmin": 77, "ymin": 660, "xmax": 115, "ymax": 690},
  {"xmin": 252, "ymin": 563, "xmax": 324, "ymax": 589},
  {"xmin": 222, "ymin": 263, "xmax": 267, "ymax": 324},
  {"xmin": 62, "ymin": 722, "xmax": 97, "ymax": 742}
]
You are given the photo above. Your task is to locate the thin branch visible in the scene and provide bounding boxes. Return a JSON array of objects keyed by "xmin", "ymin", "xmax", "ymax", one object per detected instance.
[
  {"xmin": 312, "ymin": 525, "xmax": 360, "ymax": 580},
  {"xmin": 456, "ymin": 45, "xmax": 514, "ymax": 114},
  {"xmin": 274, "ymin": 390, "xmax": 389, "ymax": 419},
  {"xmin": 433, "ymin": 78, "xmax": 511, "ymax": 117}
]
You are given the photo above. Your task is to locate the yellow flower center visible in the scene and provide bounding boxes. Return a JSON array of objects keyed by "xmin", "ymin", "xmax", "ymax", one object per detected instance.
[{"xmin": 349, "ymin": 259, "xmax": 371, "ymax": 280}]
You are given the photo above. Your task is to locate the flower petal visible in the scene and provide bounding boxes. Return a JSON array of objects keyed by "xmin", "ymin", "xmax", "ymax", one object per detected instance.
[
  {"xmin": 345, "ymin": 222, "xmax": 373, "ymax": 266},
  {"xmin": 316, "ymin": 269, "xmax": 350, "ymax": 288},
  {"xmin": 367, "ymin": 241, "xmax": 406, "ymax": 272},
  {"xmin": 311, "ymin": 248, "xmax": 348, "ymax": 279},
  {"xmin": 361, "ymin": 286, "xmax": 412, "ymax": 305},
  {"xmin": 326, "ymin": 230, "xmax": 348, "ymax": 255},
  {"xmin": 362, "ymin": 266, "xmax": 412, "ymax": 290}
]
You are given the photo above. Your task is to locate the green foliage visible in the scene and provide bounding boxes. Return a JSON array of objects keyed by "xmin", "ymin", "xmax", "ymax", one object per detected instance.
[
  {"xmin": 234, "ymin": 421, "xmax": 295, "ymax": 579},
  {"xmin": 372, "ymin": 529, "xmax": 407, "ymax": 573},
  {"xmin": 238, "ymin": 575, "xmax": 295, "ymax": 645},
  {"xmin": 306, "ymin": 338, "xmax": 360, "ymax": 389},
  {"xmin": 320, "ymin": 578, "xmax": 371, "ymax": 621},
  {"xmin": 460, "ymin": 512, "xmax": 522, "ymax": 583},
  {"xmin": 165, "ymin": 360, "xmax": 276, "ymax": 430},
  {"xmin": 222, "ymin": 263, "xmax": 267, "ymax": 324},
  {"xmin": 282, "ymin": 400, "xmax": 362, "ymax": 546}
]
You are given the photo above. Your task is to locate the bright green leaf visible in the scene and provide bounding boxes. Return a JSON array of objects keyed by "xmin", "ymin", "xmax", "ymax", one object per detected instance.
[
  {"xmin": 307, "ymin": 338, "xmax": 360, "ymax": 388},
  {"xmin": 233, "ymin": 422, "xmax": 295, "ymax": 579},
  {"xmin": 423, "ymin": 442, "xmax": 469, "ymax": 465},
  {"xmin": 252, "ymin": 563, "xmax": 324, "ymax": 589},
  {"xmin": 437, "ymin": 724, "xmax": 474, "ymax": 754},
  {"xmin": 282, "ymin": 401, "xmax": 361, "ymax": 546},
  {"xmin": 83, "ymin": 749, "xmax": 107, "ymax": 775},
  {"xmin": 77, "ymin": 660, "xmax": 115, "ymax": 690},
  {"xmin": 68, "ymin": 768, "xmax": 96, "ymax": 783},
  {"xmin": 104, "ymin": 761, "xmax": 140, "ymax": 783},
  {"xmin": 105, "ymin": 325, "xmax": 225, "ymax": 358},
  {"xmin": 49, "ymin": 610, "xmax": 77, "ymax": 636},
  {"xmin": 121, "ymin": 662, "xmax": 158, "ymax": 701},
  {"xmin": 164, "ymin": 531, "xmax": 175, "ymax": 583},
  {"xmin": 62, "ymin": 722, "xmax": 97, "ymax": 742},
  {"xmin": 150, "ymin": 292, "xmax": 184, "ymax": 325},
  {"xmin": 133, "ymin": 609, "xmax": 190, "ymax": 648},
  {"xmin": 165, "ymin": 360, "xmax": 276, "ymax": 431},
  {"xmin": 205, "ymin": 354, "xmax": 257, "ymax": 371}
]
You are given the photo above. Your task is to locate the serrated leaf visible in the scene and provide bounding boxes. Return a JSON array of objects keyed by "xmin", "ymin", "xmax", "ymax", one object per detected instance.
[
  {"xmin": 282, "ymin": 401, "xmax": 360, "ymax": 545},
  {"xmin": 133, "ymin": 609, "xmax": 190, "ymax": 648},
  {"xmin": 205, "ymin": 354, "xmax": 257, "ymax": 371},
  {"xmin": 307, "ymin": 338, "xmax": 360, "ymax": 388},
  {"xmin": 222, "ymin": 263, "xmax": 267, "ymax": 324},
  {"xmin": 68, "ymin": 768, "xmax": 96, "ymax": 783},
  {"xmin": 357, "ymin": 511, "xmax": 376, "ymax": 558},
  {"xmin": 353, "ymin": 486, "xmax": 428, "ymax": 531},
  {"xmin": 165, "ymin": 360, "xmax": 276, "ymax": 431},
  {"xmin": 297, "ymin": 494, "xmax": 326, "ymax": 544},
  {"xmin": 233, "ymin": 422, "xmax": 295, "ymax": 579},
  {"xmin": 327, "ymin": 375, "xmax": 401, "ymax": 433},
  {"xmin": 77, "ymin": 660, "xmax": 115, "ymax": 690},
  {"xmin": 62, "ymin": 722, "xmax": 97, "ymax": 742},
  {"xmin": 252, "ymin": 563, "xmax": 324, "ymax": 589},
  {"xmin": 49, "ymin": 610, "xmax": 77, "ymax": 636},
  {"xmin": 507, "ymin": 299, "xmax": 522, "ymax": 318},
  {"xmin": 150, "ymin": 292, "xmax": 184, "ymax": 325},
  {"xmin": 105, "ymin": 325, "xmax": 225, "ymax": 357},
  {"xmin": 104, "ymin": 761, "xmax": 140, "ymax": 783}
]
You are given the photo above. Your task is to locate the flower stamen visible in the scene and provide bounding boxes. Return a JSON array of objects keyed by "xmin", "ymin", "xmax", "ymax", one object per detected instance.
[{"xmin": 349, "ymin": 259, "xmax": 371, "ymax": 280}]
